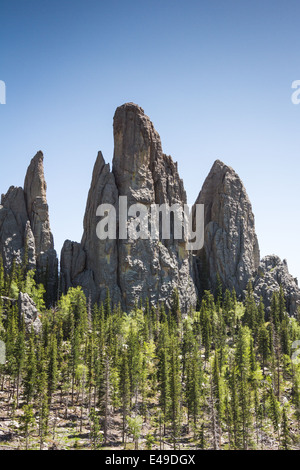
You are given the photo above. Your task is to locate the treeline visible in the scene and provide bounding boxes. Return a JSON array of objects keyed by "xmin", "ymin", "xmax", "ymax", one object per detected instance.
[{"xmin": 0, "ymin": 256, "xmax": 300, "ymax": 450}]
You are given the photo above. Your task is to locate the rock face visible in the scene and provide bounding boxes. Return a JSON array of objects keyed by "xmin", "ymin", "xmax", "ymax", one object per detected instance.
[
  {"xmin": 18, "ymin": 292, "xmax": 42, "ymax": 334},
  {"xmin": 253, "ymin": 255, "xmax": 300, "ymax": 316},
  {"xmin": 0, "ymin": 151, "xmax": 58, "ymax": 304},
  {"xmin": 61, "ymin": 103, "xmax": 197, "ymax": 312},
  {"xmin": 23, "ymin": 152, "xmax": 58, "ymax": 301},
  {"xmin": 194, "ymin": 160, "xmax": 260, "ymax": 297},
  {"xmin": 193, "ymin": 160, "xmax": 300, "ymax": 316},
  {"xmin": 0, "ymin": 186, "xmax": 30, "ymax": 270}
]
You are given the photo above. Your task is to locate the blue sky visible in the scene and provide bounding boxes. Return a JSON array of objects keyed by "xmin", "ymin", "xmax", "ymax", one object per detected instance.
[{"xmin": 1, "ymin": 0, "xmax": 300, "ymax": 280}]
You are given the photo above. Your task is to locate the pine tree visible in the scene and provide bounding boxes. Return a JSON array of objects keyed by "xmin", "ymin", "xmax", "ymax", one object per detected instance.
[
  {"xmin": 257, "ymin": 297, "xmax": 265, "ymax": 327},
  {"xmin": 37, "ymin": 346, "xmax": 49, "ymax": 450},
  {"xmin": 268, "ymin": 386, "xmax": 281, "ymax": 444},
  {"xmin": 199, "ymin": 300, "xmax": 211, "ymax": 363},
  {"xmin": 169, "ymin": 334, "xmax": 181, "ymax": 449},
  {"xmin": 270, "ymin": 291, "xmax": 280, "ymax": 330},
  {"xmin": 0, "ymin": 255, "xmax": 4, "ymax": 295},
  {"xmin": 98, "ymin": 349, "xmax": 112, "ymax": 444},
  {"xmin": 47, "ymin": 333, "xmax": 58, "ymax": 404},
  {"xmin": 278, "ymin": 285, "xmax": 286, "ymax": 323},
  {"xmin": 280, "ymin": 406, "xmax": 291, "ymax": 450},
  {"xmin": 243, "ymin": 281, "xmax": 258, "ymax": 333},
  {"xmin": 120, "ymin": 348, "xmax": 130, "ymax": 443},
  {"xmin": 280, "ymin": 315, "xmax": 290, "ymax": 356},
  {"xmin": 104, "ymin": 288, "xmax": 111, "ymax": 317},
  {"xmin": 157, "ymin": 319, "xmax": 170, "ymax": 434},
  {"xmin": 23, "ymin": 332, "xmax": 37, "ymax": 404},
  {"xmin": 185, "ymin": 341, "xmax": 202, "ymax": 432},
  {"xmin": 258, "ymin": 324, "xmax": 270, "ymax": 375},
  {"xmin": 229, "ymin": 367, "xmax": 240, "ymax": 449},
  {"xmin": 224, "ymin": 393, "xmax": 233, "ymax": 449},
  {"xmin": 235, "ymin": 326, "xmax": 252, "ymax": 449},
  {"xmin": 89, "ymin": 407, "xmax": 102, "ymax": 449},
  {"xmin": 86, "ymin": 330, "xmax": 96, "ymax": 410},
  {"xmin": 19, "ymin": 404, "xmax": 35, "ymax": 450},
  {"xmin": 171, "ymin": 288, "xmax": 181, "ymax": 325},
  {"xmin": 215, "ymin": 273, "xmax": 223, "ymax": 311},
  {"xmin": 212, "ymin": 351, "xmax": 223, "ymax": 419},
  {"xmin": 15, "ymin": 320, "xmax": 26, "ymax": 406},
  {"xmin": 70, "ymin": 325, "xmax": 80, "ymax": 404}
]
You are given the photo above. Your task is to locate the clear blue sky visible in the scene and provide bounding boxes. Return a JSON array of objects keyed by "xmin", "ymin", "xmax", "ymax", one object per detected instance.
[{"xmin": 1, "ymin": 0, "xmax": 300, "ymax": 280}]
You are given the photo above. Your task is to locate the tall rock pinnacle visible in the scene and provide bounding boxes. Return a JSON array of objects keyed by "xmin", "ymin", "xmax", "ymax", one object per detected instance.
[
  {"xmin": 61, "ymin": 103, "xmax": 197, "ymax": 312},
  {"xmin": 24, "ymin": 151, "xmax": 57, "ymax": 301},
  {"xmin": 24, "ymin": 151, "xmax": 55, "ymax": 257},
  {"xmin": 0, "ymin": 151, "xmax": 58, "ymax": 304},
  {"xmin": 0, "ymin": 186, "xmax": 30, "ymax": 270},
  {"xmin": 194, "ymin": 159, "xmax": 260, "ymax": 297}
]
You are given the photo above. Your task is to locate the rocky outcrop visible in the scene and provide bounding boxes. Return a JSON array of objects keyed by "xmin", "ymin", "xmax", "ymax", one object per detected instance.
[
  {"xmin": 18, "ymin": 292, "xmax": 42, "ymax": 334},
  {"xmin": 2, "ymin": 103, "xmax": 299, "ymax": 317},
  {"xmin": 81, "ymin": 151, "xmax": 121, "ymax": 305},
  {"xmin": 61, "ymin": 103, "xmax": 197, "ymax": 312},
  {"xmin": 253, "ymin": 255, "xmax": 300, "ymax": 316},
  {"xmin": 193, "ymin": 160, "xmax": 260, "ymax": 297},
  {"xmin": 24, "ymin": 152, "xmax": 58, "ymax": 301},
  {"xmin": 0, "ymin": 186, "xmax": 30, "ymax": 270},
  {"xmin": 0, "ymin": 152, "xmax": 57, "ymax": 304},
  {"xmin": 193, "ymin": 160, "xmax": 300, "ymax": 316}
]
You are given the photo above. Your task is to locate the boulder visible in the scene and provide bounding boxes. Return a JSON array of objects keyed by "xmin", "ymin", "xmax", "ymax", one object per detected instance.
[{"xmin": 18, "ymin": 292, "xmax": 42, "ymax": 334}]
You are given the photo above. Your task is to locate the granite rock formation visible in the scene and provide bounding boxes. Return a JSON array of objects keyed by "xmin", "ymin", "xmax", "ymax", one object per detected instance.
[
  {"xmin": 18, "ymin": 291, "xmax": 42, "ymax": 334},
  {"xmin": 0, "ymin": 151, "xmax": 58, "ymax": 303},
  {"xmin": 253, "ymin": 255, "xmax": 300, "ymax": 316},
  {"xmin": 0, "ymin": 186, "xmax": 30, "ymax": 270},
  {"xmin": 60, "ymin": 103, "xmax": 197, "ymax": 312},
  {"xmin": 23, "ymin": 152, "xmax": 58, "ymax": 301},
  {"xmin": 193, "ymin": 159, "xmax": 260, "ymax": 298},
  {"xmin": 1, "ymin": 103, "xmax": 299, "ymax": 317}
]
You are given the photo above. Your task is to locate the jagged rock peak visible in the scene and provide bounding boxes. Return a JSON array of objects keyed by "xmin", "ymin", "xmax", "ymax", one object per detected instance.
[
  {"xmin": 253, "ymin": 254, "xmax": 300, "ymax": 316},
  {"xmin": 23, "ymin": 151, "xmax": 57, "ymax": 303},
  {"xmin": 194, "ymin": 159, "xmax": 260, "ymax": 297},
  {"xmin": 113, "ymin": 102, "xmax": 162, "ymax": 149},
  {"xmin": 0, "ymin": 150, "xmax": 58, "ymax": 304},
  {"xmin": 23, "ymin": 150, "xmax": 55, "ymax": 254},
  {"xmin": 112, "ymin": 102, "xmax": 186, "ymax": 206},
  {"xmin": 61, "ymin": 103, "xmax": 197, "ymax": 312},
  {"xmin": 24, "ymin": 151, "xmax": 47, "ymax": 213},
  {"xmin": 0, "ymin": 186, "xmax": 29, "ymax": 270}
]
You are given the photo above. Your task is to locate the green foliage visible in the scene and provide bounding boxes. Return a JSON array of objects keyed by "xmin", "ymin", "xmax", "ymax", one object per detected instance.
[
  {"xmin": 126, "ymin": 415, "xmax": 143, "ymax": 450},
  {"xmin": 0, "ymin": 268, "xmax": 299, "ymax": 450}
]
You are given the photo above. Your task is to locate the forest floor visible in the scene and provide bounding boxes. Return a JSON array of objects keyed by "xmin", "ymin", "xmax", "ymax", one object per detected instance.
[
  {"xmin": 0, "ymin": 378, "xmax": 299, "ymax": 450},
  {"xmin": 0, "ymin": 384, "xmax": 200, "ymax": 451}
]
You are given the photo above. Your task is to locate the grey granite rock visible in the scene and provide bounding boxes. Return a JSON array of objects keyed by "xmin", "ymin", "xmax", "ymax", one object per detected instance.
[
  {"xmin": 0, "ymin": 152, "xmax": 58, "ymax": 304},
  {"xmin": 61, "ymin": 103, "xmax": 197, "ymax": 312},
  {"xmin": 194, "ymin": 159, "xmax": 260, "ymax": 298},
  {"xmin": 0, "ymin": 186, "xmax": 31, "ymax": 270},
  {"xmin": 253, "ymin": 255, "xmax": 300, "ymax": 316},
  {"xmin": 18, "ymin": 291, "xmax": 42, "ymax": 334},
  {"xmin": 24, "ymin": 151, "xmax": 58, "ymax": 302}
]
